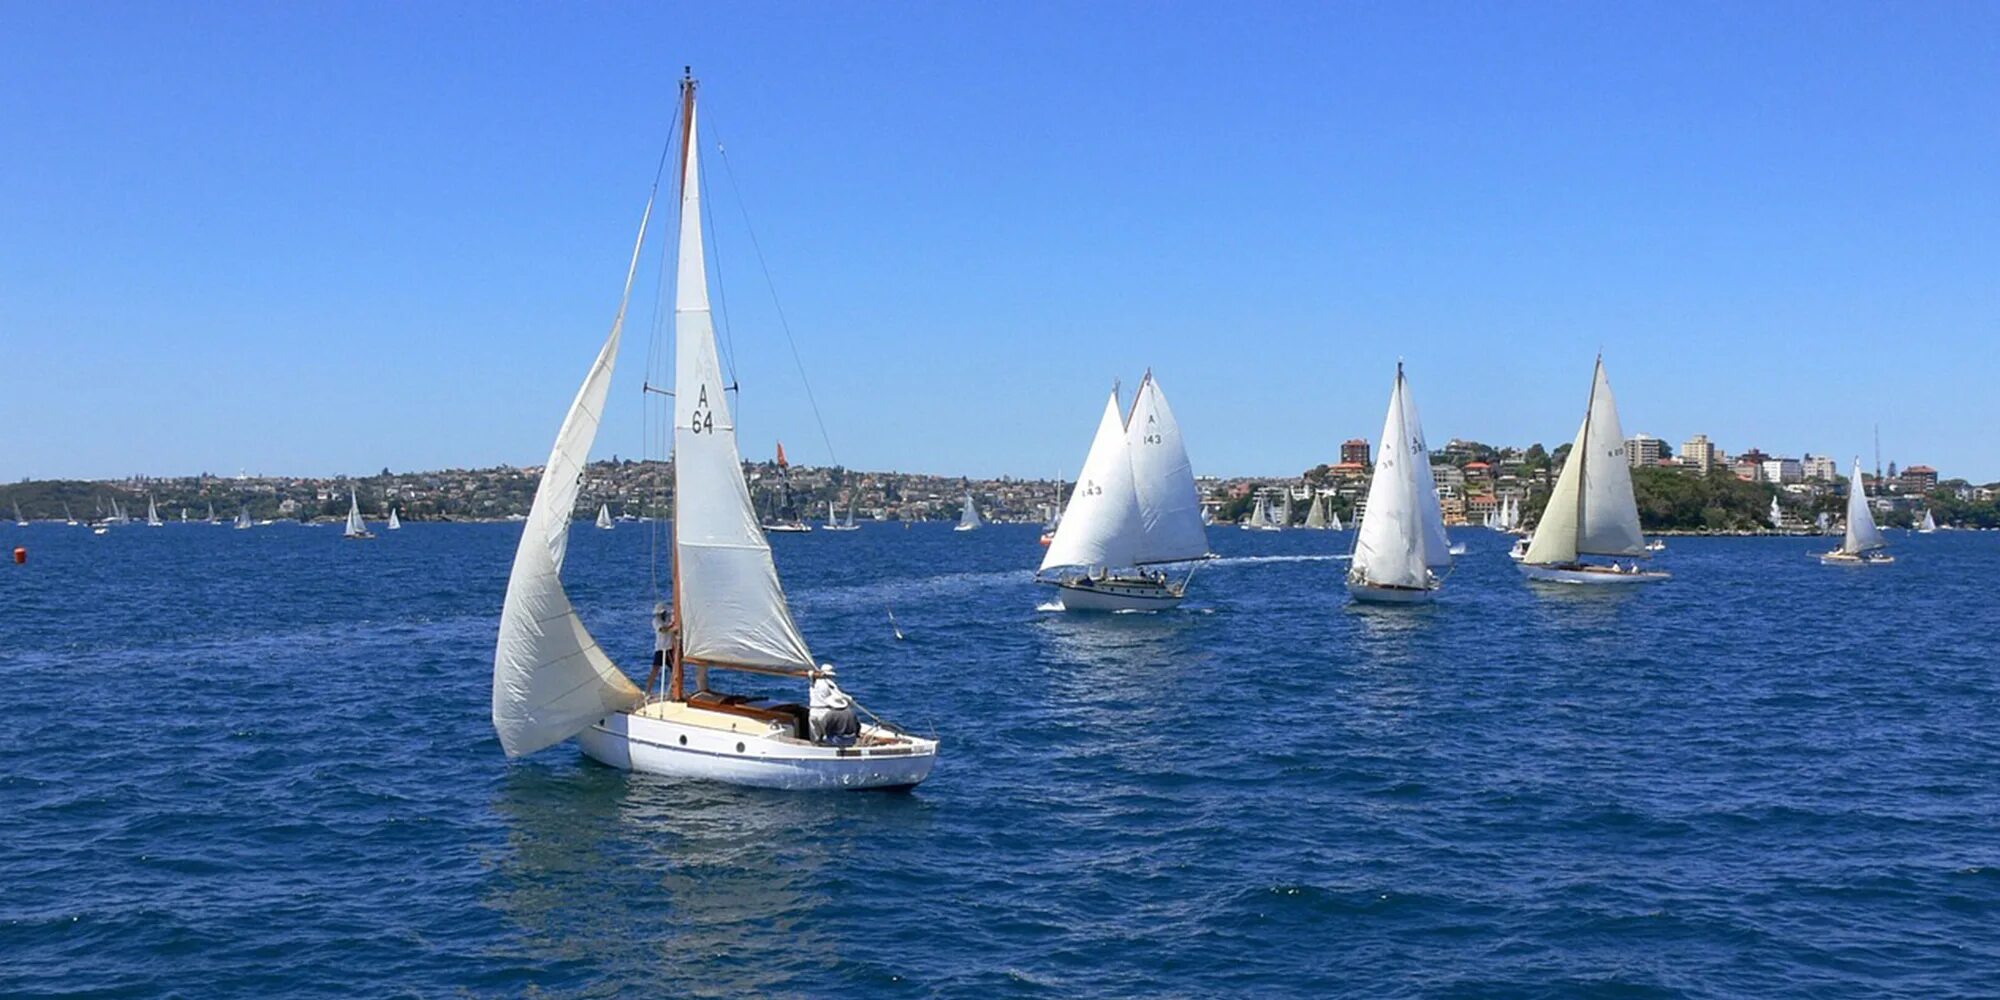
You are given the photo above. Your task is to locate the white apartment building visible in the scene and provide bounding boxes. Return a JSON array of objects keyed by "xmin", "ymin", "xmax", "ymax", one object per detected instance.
[
  {"xmin": 1626, "ymin": 433, "xmax": 1665, "ymax": 468},
  {"xmin": 1681, "ymin": 434, "xmax": 1717, "ymax": 472}
]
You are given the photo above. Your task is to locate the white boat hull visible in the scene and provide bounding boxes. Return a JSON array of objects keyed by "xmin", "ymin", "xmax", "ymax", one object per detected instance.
[
  {"xmin": 1518, "ymin": 562, "xmax": 1670, "ymax": 585},
  {"xmin": 1048, "ymin": 576, "xmax": 1186, "ymax": 612},
  {"xmin": 1820, "ymin": 550, "xmax": 1895, "ymax": 566},
  {"xmin": 1346, "ymin": 578, "xmax": 1437, "ymax": 604},
  {"xmin": 578, "ymin": 703, "xmax": 937, "ymax": 791}
]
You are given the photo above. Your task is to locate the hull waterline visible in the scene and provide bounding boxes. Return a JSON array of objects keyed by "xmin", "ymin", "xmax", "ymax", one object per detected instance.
[
  {"xmin": 1518, "ymin": 562, "xmax": 1669, "ymax": 585},
  {"xmin": 578, "ymin": 705, "xmax": 938, "ymax": 791}
]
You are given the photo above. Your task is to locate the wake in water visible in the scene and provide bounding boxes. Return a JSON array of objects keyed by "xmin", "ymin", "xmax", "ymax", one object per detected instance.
[{"xmin": 1208, "ymin": 553, "xmax": 1351, "ymax": 566}]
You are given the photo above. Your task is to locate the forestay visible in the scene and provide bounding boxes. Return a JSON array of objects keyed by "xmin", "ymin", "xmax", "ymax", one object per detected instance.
[
  {"xmin": 1124, "ymin": 374, "xmax": 1209, "ymax": 565},
  {"xmin": 671, "ymin": 104, "xmax": 816, "ymax": 672},
  {"xmin": 491, "ymin": 195, "xmax": 655, "ymax": 756}
]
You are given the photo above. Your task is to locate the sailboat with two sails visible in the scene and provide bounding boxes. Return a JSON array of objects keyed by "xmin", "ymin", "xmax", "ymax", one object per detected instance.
[
  {"xmin": 1037, "ymin": 373, "xmax": 1211, "ymax": 612},
  {"xmin": 1822, "ymin": 460, "xmax": 1894, "ymax": 565},
  {"xmin": 954, "ymin": 493, "xmax": 983, "ymax": 532},
  {"xmin": 1347, "ymin": 364, "xmax": 1453, "ymax": 603},
  {"xmin": 343, "ymin": 492, "xmax": 375, "ymax": 540},
  {"xmin": 823, "ymin": 499, "xmax": 861, "ymax": 531},
  {"xmin": 492, "ymin": 70, "xmax": 935, "ymax": 789},
  {"xmin": 1517, "ymin": 356, "xmax": 1668, "ymax": 585}
]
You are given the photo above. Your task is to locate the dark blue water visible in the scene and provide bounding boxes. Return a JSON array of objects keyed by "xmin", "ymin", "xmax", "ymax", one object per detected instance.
[{"xmin": 3, "ymin": 521, "xmax": 1996, "ymax": 997}]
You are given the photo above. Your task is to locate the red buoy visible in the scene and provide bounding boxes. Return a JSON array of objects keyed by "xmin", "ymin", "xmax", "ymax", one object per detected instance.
[{"xmin": 12, "ymin": 547, "xmax": 23, "ymax": 565}]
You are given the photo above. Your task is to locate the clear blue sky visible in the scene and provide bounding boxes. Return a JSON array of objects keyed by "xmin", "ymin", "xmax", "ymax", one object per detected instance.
[{"xmin": 5, "ymin": 3, "xmax": 1997, "ymax": 482}]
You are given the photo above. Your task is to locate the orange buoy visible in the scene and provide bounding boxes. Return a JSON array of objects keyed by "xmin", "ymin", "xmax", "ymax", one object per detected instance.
[{"xmin": 12, "ymin": 547, "xmax": 24, "ymax": 564}]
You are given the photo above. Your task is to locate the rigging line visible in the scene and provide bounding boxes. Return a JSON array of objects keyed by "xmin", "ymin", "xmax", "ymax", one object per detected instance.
[
  {"xmin": 642, "ymin": 100, "xmax": 683, "ymax": 601},
  {"xmin": 711, "ymin": 127, "xmax": 841, "ymax": 468}
]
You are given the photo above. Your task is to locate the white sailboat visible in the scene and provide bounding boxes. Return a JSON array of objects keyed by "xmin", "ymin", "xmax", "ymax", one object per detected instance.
[
  {"xmin": 1303, "ymin": 494, "xmax": 1330, "ymax": 530},
  {"xmin": 823, "ymin": 499, "xmax": 861, "ymax": 531},
  {"xmin": 63, "ymin": 503, "xmax": 78, "ymax": 526},
  {"xmin": 1241, "ymin": 492, "xmax": 1284, "ymax": 531},
  {"xmin": 206, "ymin": 502, "xmax": 217, "ymax": 525},
  {"xmin": 145, "ymin": 495, "xmax": 163, "ymax": 527},
  {"xmin": 595, "ymin": 503, "xmax": 615, "ymax": 530},
  {"xmin": 493, "ymin": 71, "xmax": 935, "ymax": 790},
  {"xmin": 1038, "ymin": 373, "xmax": 1210, "ymax": 611},
  {"xmin": 343, "ymin": 491, "xmax": 375, "ymax": 540},
  {"xmin": 11, "ymin": 500, "xmax": 24, "ymax": 526},
  {"xmin": 1328, "ymin": 508, "xmax": 1344, "ymax": 531},
  {"xmin": 954, "ymin": 492, "xmax": 983, "ymax": 532},
  {"xmin": 112, "ymin": 498, "xmax": 131, "ymax": 527},
  {"xmin": 1822, "ymin": 459, "xmax": 1894, "ymax": 565},
  {"xmin": 1917, "ymin": 509, "xmax": 1937, "ymax": 534},
  {"xmin": 1769, "ymin": 495, "xmax": 1785, "ymax": 531},
  {"xmin": 235, "ymin": 504, "xmax": 253, "ymax": 530},
  {"xmin": 1518, "ymin": 356, "xmax": 1669, "ymax": 585},
  {"xmin": 388, "ymin": 507, "xmax": 403, "ymax": 530},
  {"xmin": 1347, "ymin": 364, "xmax": 1452, "ymax": 603},
  {"xmin": 179, "ymin": 507, "xmax": 188, "ymax": 523}
]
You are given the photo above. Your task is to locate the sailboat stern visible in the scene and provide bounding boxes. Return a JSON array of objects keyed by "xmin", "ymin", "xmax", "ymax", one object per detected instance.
[{"xmin": 580, "ymin": 700, "xmax": 938, "ymax": 790}]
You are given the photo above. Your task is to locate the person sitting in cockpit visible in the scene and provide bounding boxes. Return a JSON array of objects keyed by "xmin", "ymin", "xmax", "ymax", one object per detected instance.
[{"xmin": 809, "ymin": 663, "xmax": 860, "ymax": 746}]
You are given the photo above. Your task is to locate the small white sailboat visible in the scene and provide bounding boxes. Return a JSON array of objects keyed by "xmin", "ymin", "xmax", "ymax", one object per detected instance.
[
  {"xmin": 1039, "ymin": 474, "xmax": 1063, "ymax": 545},
  {"xmin": 343, "ymin": 491, "xmax": 375, "ymax": 540},
  {"xmin": 1039, "ymin": 373, "xmax": 1210, "ymax": 611},
  {"xmin": 1303, "ymin": 494, "xmax": 1331, "ymax": 530},
  {"xmin": 1822, "ymin": 459, "xmax": 1894, "ymax": 565},
  {"xmin": 1328, "ymin": 508, "xmax": 1344, "ymax": 531},
  {"xmin": 145, "ymin": 496, "xmax": 163, "ymax": 527},
  {"xmin": 206, "ymin": 502, "xmax": 217, "ymax": 525},
  {"xmin": 1348, "ymin": 364, "xmax": 1452, "ymax": 603},
  {"xmin": 11, "ymin": 500, "xmax": 25, "ymax": 526},
  {"xmin": 1917, "ymin": 509, "xmax": 1937, "ymax": 534},
  {"xmin": 954, "ymin": 492, "xmax": 983, "ymax": 532},
  {"xmin": 1769, "ymin": 495, "xmax": 1785, "ymax": 531},
  {"xmin": 63, "ymin": 503, "xmax": 78, "ymax": 527},
  {"xmin": 1240, "ymin": 492, "xmax": 1284, "ymax": 531},
  {"xmin": 595, "ymin": 503, "xmax": 615, "ymax": 530},
  {"xmin": 493, "ymin": 71, "xmax": 935, "ymax": 790},
  {"xmin": 387, "ymin": 507, "xmax": 403, "ymax": 530},
  {"xmin": 179, "ymin": 507, "xmax": 188, "ymax": 523},
  {"xmin": 1518, "ymin": 356, "xmax": 1669, "ymax": 585},
  {"xmin": 235, "ymin": 505, "xmax": 253, "ymax": 530},
  {"xmin": 823, "ymin": 499, "xmax": 861, "ymax": 531}
]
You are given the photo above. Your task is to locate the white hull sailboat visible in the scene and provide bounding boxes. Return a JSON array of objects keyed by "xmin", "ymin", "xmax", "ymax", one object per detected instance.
[
  {"xmin": 595, "ymin": 503, "xmax": 614, "ymax": 530},
  {"xmin": 63, "ymin": 503, "xmax": 78, "ymax": 527},
  {"xmin": 12, "ymin": 500, "xmax": 26, "ymax": 527},
  {"xmin": 234, "ymin": 505, "xmax": 253, "ymax": 530},
  {"xmin": 1822, "ymin": 459, "xmax": 1894, "ymax": 566},
  {"xmin": 823, "ymin": 500, "xmax": 861, "ymax": 531},
  {"xmin": 1517, "ymin": 356, "xmax": 1668, "ymax": 586},
  {"xmin": 492, "ymin": 72, "xmax": 935, "ymax": 791},
  {"xmin": 387, "ymin": 507, "xmax": 402, "ymax": 530},
  {"xmin": 1348, "ymin": 364, "xmax": 1452, "ymax": 604},
  {"xmin": 343, "ymin": 491, "xmax": 375, "ymax": 540},
  {"xmin": 1038, "ymin": 372, "xmax": 1210, "ymax": 612},
  {"xmin": 1240, "ymin": 492, "xmax": 1284, "ymax": 531},
  {"xmin": 145, "ymin": 496, "xmax": 163, "ymax": 528},
  {"xmin": 954, "ymin": 492, "xmax": 983, "ymax": 532},
  {"xmin": 1303, "ymin": 494, "xmax": 1331, "ymax": 530},
  {"xmin": 1917, "ymin": 509, "xmax": 1937, "ymax": 534}
]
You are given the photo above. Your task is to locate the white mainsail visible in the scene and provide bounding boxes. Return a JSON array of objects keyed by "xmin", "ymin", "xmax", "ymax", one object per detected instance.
[
  {"xmin": 388, "ymin": 507, "xmax": 402, "ymax": 530},
  {"xmin": 1329, "ymin": 508, "xmax": 1343, "ymax": 531},
  {"xmin": 595, "ymin": 503, "xmax": 614, "ymax": 530},
  {"xmin": 1919, "ymin": 509, "xmax": 1937, "ymax": 533},
  {"xmin": 145, "ymin": 496, "xmax": 162, "ymax": 527},
  {"xmin": 1124, "ymin": 374, "xmax": 1208, "ymax": 565},
  {"xmin": 206, "ymin": 502, "xmax": 216, "ymax": 524},
  {"xmin": 1842, "ymin": 460, "xmax": 1887, "ymax": 555},
  {"xmin": 235, "ymin": 505, "xmax": 252, "ymax": 529},
  {"xmin": 1769, "ymin": 495, "xmax": 1784, "ymax": 530},
  {"xmin": 1249, "ymin": 493, "xmax": 1270, "ymax": 527},
  {"xmin": 1304, "ymin": 495, "xmax": 1328, "ymax": 529},
  {"xmin": 1351, "ymin": 364, "xmax": 1450, "ymax": 588},
  {"xmin": 958, "ymin": 493, "xmax": 983, "ymax": 530},
  {"xmin": 671, "ymin": 102, "xmax": 816, "ymax": 674},
  {"xmin": 344, "ymin": 492, "xmax": 367, "ymax": 536},
  {"xmin": 490, "ymin": 181, "xmax": 657, "ymax": 757},
  {"xmin": 1041, "ymin": 391, "xmax": 1143, "ymax": 571},
  {"xmin": 1523, "ymin": 357, "xmax": 1646, "ymax": 565}
]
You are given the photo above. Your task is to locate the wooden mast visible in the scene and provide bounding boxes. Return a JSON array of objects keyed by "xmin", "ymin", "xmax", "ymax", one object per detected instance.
[{"xmin": 668, "ymin": 66, "xmax": 697, "ymax": 704}]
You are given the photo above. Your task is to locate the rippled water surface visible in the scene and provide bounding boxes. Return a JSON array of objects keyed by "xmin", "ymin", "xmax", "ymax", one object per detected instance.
[{"xmin": 3, "ymin": 522, "xmax": 1997, "ymax": 997}]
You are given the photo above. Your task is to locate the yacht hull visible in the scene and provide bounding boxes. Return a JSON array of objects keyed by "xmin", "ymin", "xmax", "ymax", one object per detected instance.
[
  {"xmin": 1048, "ymin": 576, "xmax": 1185, "ymax": 612},
  {"xmin": 1819, "ymin": 551, "xmax": 1895, "ymax": 566},
  {"xmin": 579, "ymin": 706, "xmax": 937, "ymax": 791},
  {"xmin": 1346, "ymin": 579, "xmax": 1437, "ymax": 604},
  {"xmin": 1518, "ymin": 562, "xmax": 1669, "ymax": 585}
]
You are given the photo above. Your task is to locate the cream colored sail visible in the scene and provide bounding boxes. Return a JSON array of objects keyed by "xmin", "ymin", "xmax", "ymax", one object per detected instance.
[
  {"xmin": 490, "ymin": 192, "xmax": 655, "ymax": 757},
  {"xmin": 671, "ymin": 102, "xmax": 815, "ymax": 673},
  {"xmin": 1041, "ymin": 390, "xmax": 1144, "ymax": 571},
  {"xmin": 1843, "ymin": 459, "xmax": 1887, "ymax": 554},
  {"xmin": 1125, "ymin": 374, "xmax": 1208, "ymax": 565},
  {"xmin": 1304, "ymin": 495, "xmax": 1328, "ymax": 529},
  {"xmin": 1524, "ymin": 357, "xmax": 1646, "ymax": 564}
]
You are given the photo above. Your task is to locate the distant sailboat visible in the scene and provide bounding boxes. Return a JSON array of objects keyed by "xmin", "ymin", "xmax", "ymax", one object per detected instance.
[
  {"xmin": 11, "ymin": 500, "xmax": 24, "ymax": 526},
  {"xmin": 1328, "ymin": 508, "xmax": 1343, "ymax": 531},
  {"xmin": 206, "ymin": 502, "xmax": 217, "ymax": 524},
  {"xmin": 111, "ymin": 498, "xmax": 131, "ymax": 527},
  {"xmin": 824, "ymin": 499, "xmax": 860, "ymax": 531},
  {"xmin": 1241, "ymin": 492, "xmax": 1284, "ymax": 531},
  {"xmin": 954, "ymin": 492, "xmax": 983, "ymax": 532},
  {"xmin": 63, "ymin": 503, "xmax": 78, "ymax": 527},
  {"xmin": 1303, "ymin": 494, "xmax": 1331, "ymax": 530},
  {"xmin": 1039, "ymin": 474, "xmax": 1063, "ymax": 545},
  {"xmin": 492, "ymin": 71, "xmax": 935, "ymax": 788},
  {"xmin": 1348, "ymin": 363, "xmax": 1452, "ymax": 603},
  {"xmin": 388, "ymin": 507, "xmax": 403, "ymax": 530},
  {"xmin": 144, "ymin": 495, "xmax": 163, "ymax": 527},
  {"xmin": 179, "ymin": 507, "xmax": 188, "ymax": 523},
  {"xmin": 595, "ymin": 503, "xmax": 615, "ymax": 530},
  {"xmin": 1517, "ymin": 356, "xmax": 1669, "ymax": 585},
  {"xmin": 1917, "ymin": 509, "xmax": 1937, "ymax": 534},
  {"xmin": 1038, "ymin": 372, "xmax": 1210, "ymax": 611},
  {"xmin": 343, "ymin": 491, "xmax": 375, "ymax": 540},
  {"xmin": 1822, "ymin": 460, "xmax": 1893, "ymax": 565},
  {"xmin": 1769, "ymin": 495, "xmax": 1785, "ymax": 531},
  {"xmin": 235, "ymin": 505, "xmax": 253, "ymax": 530}
]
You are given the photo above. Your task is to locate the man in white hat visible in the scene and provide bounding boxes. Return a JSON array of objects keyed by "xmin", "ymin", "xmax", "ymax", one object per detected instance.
[{"xmin": 809, "ymin": 663, "xmax": 859, "ymax": 745}]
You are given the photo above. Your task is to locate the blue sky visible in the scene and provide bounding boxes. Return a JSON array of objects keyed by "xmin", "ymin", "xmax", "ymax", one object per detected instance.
[{"xmin": 4, "ymin": 3, "xmax": 1996, "ymax": 482}]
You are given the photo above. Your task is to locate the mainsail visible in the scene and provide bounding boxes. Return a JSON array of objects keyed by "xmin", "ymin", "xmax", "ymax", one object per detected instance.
[
  {"xmin": 1124, "ymin": 374, "xmax": 1208, "ymax": 565},
  {"xmin": 670, "ymin": 100, "xmax": 816, "ymax": 673},
  {"xmin": 1523, "ymin": 357, "xmax": 1647, "ymax": 565},
  {"xmin": 958, "ymin": 493, "xmax": 983, "ymax": 529},
  {"xmin": 595, "ymin": 503, "xmax": 614, "ymax": 530},
  {"xmin": 490, "ymin": 180, "xmax": 656, "ymax": 757},
  {"xmin": 1304, "ymin": 496, "xmax": 1328, "ymax": 529},
  {"xmin": 344, "ymin": 492, "xmax": 367, "ymax": 536},
  {"xmin": 1842, "ymin": 459, "xmax": 1888, "ymax": 555},
  {"xmin": 388, "ymin": 507, "xmax": 402, "ymax": 530}
]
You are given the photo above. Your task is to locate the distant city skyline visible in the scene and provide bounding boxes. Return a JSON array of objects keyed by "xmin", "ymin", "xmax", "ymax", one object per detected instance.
[{"xmin": 5, "ymin": 5, "xmax": 1997, "ymax": 482}]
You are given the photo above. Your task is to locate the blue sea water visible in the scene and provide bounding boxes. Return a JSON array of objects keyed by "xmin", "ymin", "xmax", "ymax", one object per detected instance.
[{"xmin": 2, "ymin": 521, "xmax": 1997, "ymax": 998}]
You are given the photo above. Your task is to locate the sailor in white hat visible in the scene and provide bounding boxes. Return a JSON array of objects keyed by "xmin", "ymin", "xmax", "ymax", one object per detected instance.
[{"xmin": 809, "ymin": 663, "xmax": 859, "ymax": 745}]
